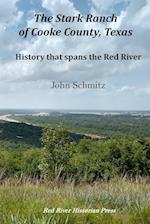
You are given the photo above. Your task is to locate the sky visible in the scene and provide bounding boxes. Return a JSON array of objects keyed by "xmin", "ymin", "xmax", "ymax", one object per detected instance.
[{"xmin": 0, "ymin": 0, "xmax": 150, "ymax": 110}]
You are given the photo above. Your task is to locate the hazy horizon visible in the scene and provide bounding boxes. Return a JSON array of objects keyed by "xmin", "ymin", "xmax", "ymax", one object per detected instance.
[{"xmin": 0, "ymin": 108, "xmax": 150, "ymax": 112}]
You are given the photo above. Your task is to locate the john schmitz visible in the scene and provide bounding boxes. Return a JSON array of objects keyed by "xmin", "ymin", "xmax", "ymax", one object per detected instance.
[{"xmin": 51, "ymin": 81, "xmax": 106, "ymax": 89}]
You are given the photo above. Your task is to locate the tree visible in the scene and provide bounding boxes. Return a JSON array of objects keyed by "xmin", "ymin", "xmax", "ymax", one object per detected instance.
[{"xmin": 41, "ymin": 124, "xmax": 73, "ymax": 179}]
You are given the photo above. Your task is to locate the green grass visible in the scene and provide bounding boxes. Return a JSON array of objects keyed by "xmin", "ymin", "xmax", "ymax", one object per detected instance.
[{"xmin": 0, "ymin": 178, "xmax": 150, "ymax": 224}]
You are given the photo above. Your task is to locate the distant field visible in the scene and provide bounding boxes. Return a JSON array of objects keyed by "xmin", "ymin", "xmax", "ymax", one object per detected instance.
[
  {"xmin": 11, "ymin": 113, "xmax": 150, "ymax": 138},
  {"xmin": 0, "ymin": 179, "xmax": 150, "ymax": 224}
]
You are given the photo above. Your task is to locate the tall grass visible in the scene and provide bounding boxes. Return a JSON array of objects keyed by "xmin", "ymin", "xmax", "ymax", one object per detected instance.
[{"xmin": 0, "ymin": 178, "xmax": 150, "ymax": 224}]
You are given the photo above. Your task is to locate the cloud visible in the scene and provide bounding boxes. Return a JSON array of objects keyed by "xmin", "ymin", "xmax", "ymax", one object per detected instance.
[
  {"xmin": 0, "ymin": 0, "xmax": 22, "ymax": 24},
  {"xmin": 117, "ymin": 85, "xmax": 136, "ymax": 93},
  {"xmin": 142, "ymin": 84, "xmax": 150, "ymax": 95},
  {"xmin": 42, "ymin": 0, "xmax": 77, "ymax": 14},
  {"xmin": 113, "ymin": 83, "xmax": 150, "ymax": 96},
  {"xmin": 90, "ymin": 0, "xmax": 129, "ymax": 14},
  {"xmin": 0, "ymin": 0, "xmax": 23, "ymax": 54}
]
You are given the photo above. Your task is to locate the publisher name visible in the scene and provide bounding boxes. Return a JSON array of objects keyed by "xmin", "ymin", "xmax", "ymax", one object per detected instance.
[{"xmin": 43, "ymin": 207, "xmax": 116, "ymax": 214}]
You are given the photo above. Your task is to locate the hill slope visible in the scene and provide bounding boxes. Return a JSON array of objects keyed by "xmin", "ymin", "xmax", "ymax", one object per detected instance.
[{"xmin": 0, "ymin": 121, "xmax": 97, "ymax": 150}]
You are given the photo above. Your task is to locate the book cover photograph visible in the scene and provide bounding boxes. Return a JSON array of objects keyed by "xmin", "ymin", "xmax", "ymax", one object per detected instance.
[{"xmin": 0, "ymin": 0, "xmax": 150, "ymax": 223}]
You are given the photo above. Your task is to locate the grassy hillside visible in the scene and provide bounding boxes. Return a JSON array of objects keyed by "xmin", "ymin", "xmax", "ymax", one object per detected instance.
[{"xmin": 0, "ymin": 179, "xmax": 149, "ymax": 224}]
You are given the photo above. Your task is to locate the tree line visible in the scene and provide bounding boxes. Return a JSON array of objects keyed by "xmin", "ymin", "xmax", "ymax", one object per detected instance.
[{"xmin": 0, "ymin": 125, "xmax": 150, "ymax": 182}]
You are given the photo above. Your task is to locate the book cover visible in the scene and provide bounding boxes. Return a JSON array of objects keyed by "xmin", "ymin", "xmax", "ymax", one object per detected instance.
[{"xmin": 0, "ymin": 0, "xmax": 150, "ymax": 223}]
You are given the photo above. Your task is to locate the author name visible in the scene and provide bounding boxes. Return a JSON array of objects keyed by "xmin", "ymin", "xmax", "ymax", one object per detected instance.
[{"xmin": 51, "ymin": 81, "xmax": 106, "ymax": 89}]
